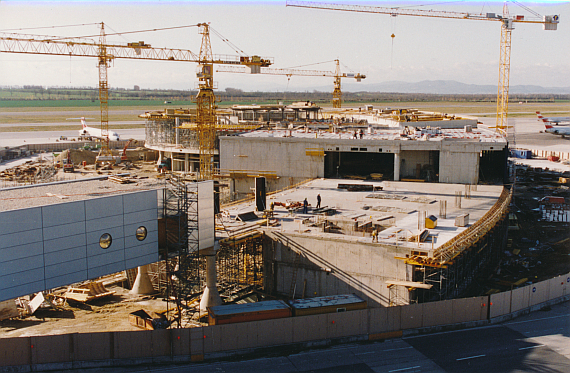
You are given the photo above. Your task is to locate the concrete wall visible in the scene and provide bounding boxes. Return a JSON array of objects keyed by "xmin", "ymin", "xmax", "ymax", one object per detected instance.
[
  {"xmin": 220, "ymin": 136, "xmax": 503, "ymax": 196},
  {"xmin": 0, "ymin": 190, "xmax": 159, "ymax": 302},
  {"xmin": 399, "ymin": 150, "xmax": 431, "ymax": 179},
  {"xmin": 1, "ymin": 272, "xmax": 568, "ymax": 370},
  {"xmin": 265, "ymin": 232, "xmax": 411, "ymax": 307},
  {"xmin": 439, "ymin": 149, "xmax": 479, "ymax": 184}
]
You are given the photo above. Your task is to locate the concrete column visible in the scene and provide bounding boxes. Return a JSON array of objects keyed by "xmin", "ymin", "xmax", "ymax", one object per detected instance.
[
  {"xmin": 394, "ymin": 152, "xmax": 401, "ymax": 181},
  {"xmin": 175, "ymin": 117, "xmax": 180, "ymax": 147},
  {"xmin": 184, "ymin": 153, "xmax": 189, "ymax": 173},
  {"xmin": 130, "ymin": 265, "xmax": 154, "ymax": 295},
  {"xmin": 199, "ymin": 250, "xmax": 222, "ymax": 312}
]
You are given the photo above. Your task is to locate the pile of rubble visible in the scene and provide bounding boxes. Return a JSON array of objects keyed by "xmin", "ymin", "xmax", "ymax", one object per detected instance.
[{"xmin": 0, "ymin": 159, "xmax": 56, "ymax": 183}]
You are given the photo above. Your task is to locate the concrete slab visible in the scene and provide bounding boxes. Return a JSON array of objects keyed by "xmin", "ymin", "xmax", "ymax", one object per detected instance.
[{"xmin": 220, "ymin": 179, "xmax": 503, "ymax": 254}]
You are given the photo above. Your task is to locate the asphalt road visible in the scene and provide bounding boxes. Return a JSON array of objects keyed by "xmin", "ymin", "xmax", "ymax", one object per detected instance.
[
  {"xmin": 0, "ymin": 128, "xmax": 146, "ymax": 148},
  {"xmin": 67, "ymin": 301, "xmax": 569, "ymax": 373}
]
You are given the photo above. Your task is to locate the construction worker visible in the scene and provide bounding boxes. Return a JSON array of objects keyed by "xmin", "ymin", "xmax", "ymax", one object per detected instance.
[
  {"xmin": 316, "ymin": 194, "xmax": 321, "ymax": 209},
  {"xmin": 372, "ymin": 227, "xmax": 378, "ymax": 242},
  {"xmin": 303, "ymin": 198, "xmax": 308, "ymax": 214}
]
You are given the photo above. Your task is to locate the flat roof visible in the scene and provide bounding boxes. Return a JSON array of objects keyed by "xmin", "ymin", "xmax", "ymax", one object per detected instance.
[
  {"xmin": 233, "ymin": 127, "xmax": 506, "ymax": 143},
  {"xmin": 288, "ymin": 294, "xmax": 365, "ymax": 309},
  {"xmin": 219, "ymin": 179, "xmax": 504, "ymax": 254},
  {"xmin": 0, "ymin": 177, "xmax": 164, "ymax": 212},
  {"xmin": 208, "ymin": 300, "xmax": 290, "ymax": 315}
]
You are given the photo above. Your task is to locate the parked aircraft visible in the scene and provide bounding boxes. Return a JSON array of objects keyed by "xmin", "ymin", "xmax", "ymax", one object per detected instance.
[
  {"xmin": 536, "ymin": 111, "xmax": 570, "ymax": 125},
  {"xmin": 544, "ymin": 124, "xmax": 570, "ymax": 138},
  {"xmin": 77, "ymin": 117, "xmax": 120, "ymax": 141}
]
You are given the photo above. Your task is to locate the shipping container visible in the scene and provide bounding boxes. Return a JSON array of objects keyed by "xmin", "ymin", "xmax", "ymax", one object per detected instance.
[
  {"xmin": 207, "ymin": 300, "xmax": 292, "ymax": 325},
  {"xmin": 288, "ymin": 294, "xmax": 367, "ymax": 317},
  {"xmin": 510, "ymin": 149, "xmax": 532, "ymax": 159}
]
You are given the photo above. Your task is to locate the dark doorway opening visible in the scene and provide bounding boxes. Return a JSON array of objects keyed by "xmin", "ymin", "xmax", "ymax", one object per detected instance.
[
  {"xmin": 479, "ymin": 146, "xmax": 508, "ymax": 184},
  {"xmin": 325, "ymin": 151, "xmax": 395, "ymax": 180}
]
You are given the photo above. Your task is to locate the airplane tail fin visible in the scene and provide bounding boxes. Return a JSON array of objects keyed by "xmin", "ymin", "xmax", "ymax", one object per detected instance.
[
  {"xmin": 80, "ymin": 117, "xmax": 87, "ymax": 128},
  {"xmin": 536, "ymin": 111, "xmax": 544, "ymax": 120},
  {"xmin": 545, "ymin": 124, "xmax": 553, "ymax": 129}
]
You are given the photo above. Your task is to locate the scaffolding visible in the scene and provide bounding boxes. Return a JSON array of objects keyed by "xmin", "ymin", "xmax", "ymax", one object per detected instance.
[
  {"xmin": 217, "ymin": 231, "xmax": 264, "ymax": 297},
  {"xmin": 161, "ymin": 175, "xmax": 203, "ymax": 303},
  {"xmin": 406, "ymin": 188, "xmax": 512, "ymax": 303}
]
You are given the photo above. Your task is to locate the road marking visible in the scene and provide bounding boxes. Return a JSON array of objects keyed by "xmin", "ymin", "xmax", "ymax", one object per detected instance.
[
  {"xmin": 388, "ymin": 366, "xmax": 421, "ymax": 372},
  {"xmin": 356, "ymin": 346, "xmax": 413, "ymax": 355},
  {"xmin": 519, "ymin": 345, "xmax": 545, "ymax": 350},
  {"xmin": 456, "ymin": 354, "xmax": 486, "ymax": 361}
]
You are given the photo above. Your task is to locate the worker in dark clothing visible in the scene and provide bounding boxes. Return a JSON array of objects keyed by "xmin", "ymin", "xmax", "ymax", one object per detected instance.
[
  {"xmin": 303, "ymin": 198, "xmax": 308, "ymax": 214},
  {"xmin": 316, "ymin": 194, "xmax": 321, "ymax": 209}
]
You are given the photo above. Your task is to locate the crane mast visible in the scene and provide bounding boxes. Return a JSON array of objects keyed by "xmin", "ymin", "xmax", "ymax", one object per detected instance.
[
  {"xmin": 497, "ymin": 4, "xmax": 512, "ymax": 134},
  {"xmin": 332, "ymin": 59, "xmax": 342, "ymax": 108},
  {"xmin": 286, "ymin": 1, "xmax": 559, "ymax": 133},
  {"xmin": 97, "ymin": 23, "xmax": 113, "ymax": 161},
  {"xmin": 0, "ymin": 23, "xmax": 273, "ymax": 178},
  {"xmin": 196, "ymin": 23, "xmax": 217, "ymax": 180}
]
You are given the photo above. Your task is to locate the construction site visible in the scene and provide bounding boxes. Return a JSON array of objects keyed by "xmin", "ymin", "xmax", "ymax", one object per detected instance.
[{"xmin": 1, "ymin": 2, "xmax": 569, "ymax": 371}]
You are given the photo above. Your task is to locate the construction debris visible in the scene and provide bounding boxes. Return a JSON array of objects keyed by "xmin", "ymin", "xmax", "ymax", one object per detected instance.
[{"xmin": 61, "ymin": 282, "xmax": 115, "ymax": 303}]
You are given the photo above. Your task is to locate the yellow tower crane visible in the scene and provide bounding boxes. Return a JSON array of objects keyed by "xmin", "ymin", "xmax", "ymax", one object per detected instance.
[
  {"xmin": 217, "ymin": 59, "xmax": 365, "ymax": 108},
  {"xmin": 0, "ymin": 22, "xmax": 272, "ymax": 178},
  {"xmin": 286, "ymin": 1, "xmax": 559, "ymax": 133}
]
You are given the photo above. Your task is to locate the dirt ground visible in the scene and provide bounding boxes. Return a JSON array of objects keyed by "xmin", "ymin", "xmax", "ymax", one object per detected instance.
[{"xmin": 0, "ymin": 284, "xmax": 185, "ymax": 338}]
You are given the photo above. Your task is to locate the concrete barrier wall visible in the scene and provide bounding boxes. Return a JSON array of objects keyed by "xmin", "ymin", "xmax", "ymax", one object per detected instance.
[
  {"xmin": 490, "ymin": 291, "xmax": 511, "ymax": 318},
  {"xmin": 2, "ymin": 272, "xmax": 569, "ymax": 369}
]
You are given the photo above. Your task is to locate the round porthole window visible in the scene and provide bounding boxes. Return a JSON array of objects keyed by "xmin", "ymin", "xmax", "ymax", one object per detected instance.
[
  {"xmin": 99, "ymin": 233, "xmax": 112, "ymax": 249},
  {"xmin": 136, "ymin": 226, "xmax": 147, "ymax": 241}
]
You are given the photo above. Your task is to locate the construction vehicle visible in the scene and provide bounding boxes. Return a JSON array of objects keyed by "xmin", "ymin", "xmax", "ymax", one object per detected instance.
[
  {"xmin": 155, "ymin": 158, "xmax": 171, "ymax": 173},
  {"xmin": 62, "ymin": 152, "xmax": 74, "ymax": 173}
]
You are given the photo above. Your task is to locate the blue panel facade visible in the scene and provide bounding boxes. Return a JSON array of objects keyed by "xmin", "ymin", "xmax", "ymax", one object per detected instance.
[{"xmin": 0, "ymin": 190, "xmax": 159, "ymax": 302}]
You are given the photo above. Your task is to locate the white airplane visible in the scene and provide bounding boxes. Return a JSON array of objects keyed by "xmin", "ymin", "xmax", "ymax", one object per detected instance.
[
  {"xmin": 544, "ymin": 124, "xmax": 570, "ymax": 138},
  {"xmin": 77, "ymin": 117, "xmax": 120, "ymax": 141},
  {"xmin": 536, "ymin": 111, "xmax": 570, "ymax": 125}
]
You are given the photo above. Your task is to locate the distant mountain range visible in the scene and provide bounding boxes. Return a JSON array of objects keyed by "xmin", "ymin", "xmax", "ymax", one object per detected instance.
[{"xmin": 338, "ymin": 80, "xmax": 570, "ymax": 94}]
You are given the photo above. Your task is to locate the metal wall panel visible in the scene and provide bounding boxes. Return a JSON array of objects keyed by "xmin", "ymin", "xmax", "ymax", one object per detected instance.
[
  {"xmin": 511, "ymin": 286, "xmax": 530, "ymax": 312},
  {"xmin": 401, "ymin": 303, "xmax": 423, "ymax": 329},
  {"xmin": 327, "ymin": 309, "xmax": 367, "ymax": 339},
  {"xmin": 0, "ymin": 207, "xmax": 42, "ymax": 235},
  {"xmin": 292, "ymin": 314, "xmax": 328, "ymax": 342},
  {"xmin": 529, "ymin": 280, "xmax": 550, "ymax": 306},
  {"xmin": 369, "ymin": 307, "xmax": 388, "ymax": 334},
  {"xmin": 549, "ymin": 275, "xmax": 565, "ymax": 299},
  {"xmin": 31, "ymin": 334, "xmax": 70, "ymax": 365},
  {"xmin": 0, "ymin": 337, "xmax": 31, "ymax": 367},
  {"xmin": 73, "ymin": 332, "xmax": 112, "ymax": 362},
  {"xmin": 114, "ymin": 330, "xmax": 152, "ymax": 359},
  {"xmin": 256, "ymin": 318, "xmax": 294, "ymax": 347},
  {"xmin": 85, "ymin": 195, "xmax": 123, "ymax": 220},
  {"xmin": 422, "ymin": 299, "xmax": 453, "ymax": 327},
  {"xmin": 171, "ymin": 328, "xmax": 191, "ymax": 357},
  {"xmin": 490, "ymin": 291, "xmax": 511, "ymax": 318},
  {"xmin": 42, "ymin": 201, "xmax": 85, "ymax": 228},
  {"xmin": 0, "ymin": 190, "xmax": 159, "ymax": 302}
]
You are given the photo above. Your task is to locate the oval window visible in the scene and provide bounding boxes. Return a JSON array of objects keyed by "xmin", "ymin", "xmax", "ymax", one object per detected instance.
[
  {"xmin": 136, "ymin": 226, "xmax": 147, "ymax": 241},
  {"xmin": 99, "ymin": 233, "xmax": 112, "ymax": 249}
]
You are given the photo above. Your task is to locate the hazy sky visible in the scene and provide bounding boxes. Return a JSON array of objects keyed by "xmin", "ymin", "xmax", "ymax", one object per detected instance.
[{"xmin": 0, "ymin": 1, "xmax": 568, "ymax": 92}]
